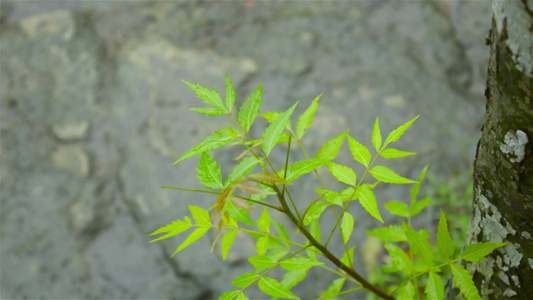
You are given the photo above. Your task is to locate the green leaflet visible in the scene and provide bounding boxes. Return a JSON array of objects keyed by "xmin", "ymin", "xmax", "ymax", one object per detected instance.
[
  {"xmin": 174, "ymin": 128, "xmax": 236, "ymax": 164},
  {"xmin": 238, "ymin": 84, "xmax": 262, "ymax": 131},
  {"xmin": 369, "ymin": 165, "xmax": 416, "ymax": 184},
  {"xmin": 320, "ymin": 278, "xmax": 345, "ymax": 299},
  {"xmin": 257, "ymin": 207, "xmax": 271, "ymax": 233},
  {"xmin": 273, "ymin": 221, "xmax": 290, "ymax": 248},
  {"xmin": 221, "ymin": 229, "xmax": 238, "ymax": 261},
  {"xmin": 197, "ymin": 152, "xmax": 223, "ymax": 189},
  {"xmin": 410, "ymin": 197, "xmax": 431, "ymax": 217},
  {"xmin": 219, "ymin": 290, "xmax": 239, "ymax": 300},
  {"xmin": 366, "ymin": 225, "xmax": 406, "ymax": 242},
  {"xmin": 402, "ymin": 221, "xmax": 433, "ymax": 269},
  {"xmin": 340, "ymin": 187, "xmax": 357, "ymax": 202},
  {"xmin": 260, "ymin": 111, "xmax": 282, "ymax": 123},
  {"xmin": 425, "ymin": 272, "xmax": 445, "ymax": 300},
  {"xmin": 410, "ymin": 165, "xmax": 428, "ymax": 208},
  {"xmin": 225, "ymin": 73, "xmax": 235, "ymax": 112},
  {"xmin": 235, "ymin": 293, "xmax": 249, "ymax": 300},
  {"xmin": 172, "ymin": 226, "xmax": 210, "ymax": 256},
  {"xmin": 384, "ymin": 242, "xmax": 412, "ymax": 274},
  {"xmin": 315, "ymin": 189, "xmax": 343, "ymax": 206},
  {"xmin": 451, "ymin": 264, "xmax": 481, "ymax": 300},
  {"xmin": 341, "ymin": 212, "xmax": 355, "ymax": 244},
  {"xmin": 303, "ymin": 201, "xmax": 330, "ymax": 225},
  {"xmin": 460, "ymin": 242, "xmax": 507, "ymax": 263},
  {"xmin": 232, "ymin": 272, "xmax": 257, "ymax": 288},
  {"xmin": 371, "ymin": 117, "xmax": 382, "ymax": 151},
  {"xmin": 261, "ymin": 102, "xmax": 298, "ymax": 156},
  {"xmin": 315, "ymin": 130, "xmax": 348, "ymax": 161},
  {"xmin": 279, "ymin": 159, "xmax": 325, "ymax": 181},
  {"xmin": 256, "ymin": 235, "xmax": 269, "ymax": 255},
  {"xmin": 282, "ymin": 269, "xmax": 308, "ymax": 289},
  {"xmin": 189, "ymin": 107, "xmax": 227, "ymax": 116},
  {"xmin": 347, "ymin": 135, "xmax": 371, "ymax": 167},
  {"xmin": 267, "ymin": 249, "xmax": 289, "ymax": 261},
  {"xmin": 437, "ymin": 210, "xmax": 454, "ymax": 260},
  {"xmin": 225, "ymin": 156, "xmax": 261, "ymax": 187},
  {"xmin": 189, "ymin": 205, "xmax": 211, "ymax": 226},
  {"xmin": 306, "ymin": 221, "xmax": 320, "ymax": 259},
  {"xmin": 340, "ymin": 246, "xmax": 355, "ymax": 267},
  {"xmin": 248, "ymin": 255, "xmax": 276, "ymax": 271},
  {"xmin": 183, "ymin": 80, "xmax": 226, "ymax": 111},
  {"xmin": 327, "ymin": 162, "xmax": 356, "ymax": 186},
  {"xmin": 226, "ymin": 201, "xmax": 255, "ymax": 226},
  {"xmin": 280, "ymin": 257, "xmax": 324, "ymax": 271},
  {"xmin": 383, "ymin": 115, "xmax": 419, "ymax": 149},
  {"xmin": 384, "ymin": 201, "xmax": 409, "ymax": 217},
  {"xmin": 295, "ymin": 93, "xmax": 322, "ymax": 139},
  {"xmin": 397, "ymin": 281, "xmax": 415, "ymax": 300},
  {"xmin": 149, "ymin": 220, "xmax": 191, "ymax": 243},
  {"xmin": 357, "ymin": 186, "xmax": 383, "ymax": 223},
  {"xmin": 258, "ymin": 277, "xmax": 299, "ymax": 299},
  {"xmin": 379, "ymin": 148, "xmax": 416, "ymax": 159}
]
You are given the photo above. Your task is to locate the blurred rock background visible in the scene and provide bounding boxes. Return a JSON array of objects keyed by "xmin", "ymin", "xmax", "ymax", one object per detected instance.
[{"xmin": 1, "ymin": 1, "xmax": 491, "ymax": 299}]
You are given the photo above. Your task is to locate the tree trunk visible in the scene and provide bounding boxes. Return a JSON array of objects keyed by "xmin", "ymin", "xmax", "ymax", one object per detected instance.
[{"xmin": 447, "ymin": 1, "xmax": 533, "ymax": 299}]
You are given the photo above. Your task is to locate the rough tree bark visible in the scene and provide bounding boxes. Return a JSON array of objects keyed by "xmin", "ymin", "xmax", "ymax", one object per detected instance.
[{"xmin": 447, "ymin": 1, "xmax": 533, "ymax": 299}]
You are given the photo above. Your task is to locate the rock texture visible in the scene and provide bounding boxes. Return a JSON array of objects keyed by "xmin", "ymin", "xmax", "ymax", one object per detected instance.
[{"xmin": 1, "ymin": 1, "xmax": 491, "ymax": 299}]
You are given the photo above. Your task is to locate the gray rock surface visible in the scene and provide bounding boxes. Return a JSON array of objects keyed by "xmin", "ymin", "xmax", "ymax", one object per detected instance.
[{"xmin": 1, "ymin": 1, "xmax": 491, "ymax": 299}]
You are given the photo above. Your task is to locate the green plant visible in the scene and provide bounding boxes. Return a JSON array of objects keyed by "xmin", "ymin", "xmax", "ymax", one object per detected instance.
[{"xmin": 150, "ymin": 74, "xmax": 505, "ymax": 300}]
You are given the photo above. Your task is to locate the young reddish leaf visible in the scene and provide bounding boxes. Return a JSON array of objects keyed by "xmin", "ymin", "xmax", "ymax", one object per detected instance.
[
  {"xmin": 232, "ymin": 273, "xmax": 258, "ymax": 288},
  {"xmin": 210, "ymin": 186, "xmax": 234, "ymax": 221},
  {"xmin": 303, "ymin": 202, "xmax": 330, "ymax": 225},
  {"xmin": 347, "ymin": 135, "xmax": 371, "ymax": 167},
  {"xmin": 295, "ymin": 93, "xmax": 322, "ymax": 139},
  {"xmin": 257, "ymin": 207, "xmax": 271, "ymax": 233},
  {"xmin": 174, "ymin": 128, "xmax": 236, "ymax": 164},
  {"xmin": 372, "ymin": 117, "xmax": 382, "ymax": 151},
  {"xmin": 384, "ymin": 201, "xmax": 409, "ymax": 217},
  {"xmin": 225, "ymin": 73, "xmax": 235, "ymax": 112},
  {"xmin": 451, "ymin": 264, "xmax": 481, "ymax": 300},
  {"xmin": 315, "ymin": 189, "xmax": 343, "ymax": 206},
  {"xmin": 321, "ymin": 278, "xmax": 345, "ymax": 299},
  {"xmin": 258, "ymin": 277, "xmax": 299, "ymax": 299},
  {"xmin": 280, "ymin": 257, "xmax": 324, "ymax": 270},
  {"xmin": 249, "ymin": 173, "xmax": 292, "ymax": 185},
  {"xmin": 197, "ymin": 152, "xmax": 223, "ymax": 189},
  {"xmin": 221, "ymin": 229, "xmax": 238, "ymax": 261},
  {"xmin": 370, "ymin": 165, "xmax": 416, "ymax": 184},
  {"xmin": 225, "ymin": 156, "xmax": 261, "ymax": 187},
  {"xmin": 172, "ymin": 227, "xmax": 210, "ymax": 256},
  {"xmin": 437, "ymin": 210, "xmax": 454, "ymax": 260},
  {"xmin": 425, "ymin": 272, "xmax": 445, "ymax": 300},
  {"xmin": 397, "ymin": 281, "xmax": 415, "ymax": 300},
  {"xmin": 238, "ymin": 84, "xmax": 262, "ymax": 131},
  {"xmin": 366, "ymin": 225, "xmax": 407, "ymax": 242},
  {"xmin": 261, "ymin": 102, "xmax": 298, "ymax": 156},
  {"xmin": 190, "ymin": 107, "xmax": 227, "ymax": 116},
  {"xmin": 357, "ymin": 187, "xmax": 383, "ymax": 223},
  {"xmin": 315, "ymin": 130, "xmax": 348, "ymax": 161},
  {"xmin": 460, "ymin": 242, "xmax": 508, "ymax": 263},
  {"xmin": 383, "ymin": 115, "xmax": 419, "ymax": 148},
  {"xmin": 341, "ymin": 212, "xmax": 355, "ymax": 244},
  {"xmin": 326, "ymin": 162, "xmax": 356, "ymax": 186},
  {"xmin": 379, "ymin": 148, "xmax": 416, "ymax": 159},
  {"xmin": 282, "ymin": 269, "xmax": 308, "ymax": 289},
  {"xmin": 237, "ymin": 183, "xmax": 275, "ymax": 196},
  {"xmin": 183, "ymin": 80, "xmax": 226, "ymax": 110}
]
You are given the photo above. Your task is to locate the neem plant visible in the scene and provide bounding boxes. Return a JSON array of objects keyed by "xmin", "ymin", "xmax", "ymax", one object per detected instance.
[{"xmin": 150, "ymin": 74, "xmax": 505, "ymax": 300}]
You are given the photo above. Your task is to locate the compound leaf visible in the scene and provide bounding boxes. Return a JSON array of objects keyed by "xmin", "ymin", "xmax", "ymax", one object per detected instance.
[
  {"xmin": 327, "ymin": 162, "xmax": 356, "ymax": 186},
  {"xmin": 370, "ymin": 165, "xmax": 416, "ymax": 184},
  {"xmin": 372, "ymin": 117, "xmax": 382, "ymax": 151},
  {"xmin": 425, "ymin": 272, "xmax": 445, "ymax": 300},
  {"xmin": 261, "ymin": 102, "xmax": 298, "ymax": 156},
  {"xmin": 451, "ymin": 264, "xmax": 481, "ymax": 300},
  {"xmin": 383, "ymin": 115, "xmax": 419, "ymax": 148},
  {"xmin": 347, "ymin": 135, "xmax": 371, "ymax": 167},
  {"xmin": 258, "ymin": 277, "xmax": 299, "ymax": 299},
  {"xmin": 460, "ymin": 242, "xmax": 507, "ymax": 263},
  {"xmin": 341, "ymin": 212, "xmax": 355, "ymax": 244},
  {"xmin": 380, "ymin": 148, "xmax": 416, "ymax": 159},
  {"xmin": 295, "ymin": 93, "xmax": 322, "ymax": 139},
  {"xmin": 197, "ymin": 152, "xmax": 223, "ymax": 189},
  {"xmin": 238, "ymin": 84, "xmax": 262, "ymax": 131},
  {"xmin": 315, "ymin": 130, "xmax": 348, "ymax": 161},
  {"xmin": 174, "ymin": 128, "xmax": 236, "ymax": 164},
  {"xmin": 221, "ymin": 229, "xmax": 238, "ymax": 261},
  {"xmin": 183, "ymin": 80, "xmax": 226, "ymax": 110},
  {"xmin": 437, "ymin": 210, "xmax": 454, "ymax": 260},
  {"xmin": 225, "ymin": 73, "xmax": 235, "ymax": 112},
  {"xmin": 172, "ymin": 226, "xmax": 210, "ymax": 256},
  {"xmin": 357, "ymin": 187, "xmax": 383, "ymax": 223}
]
